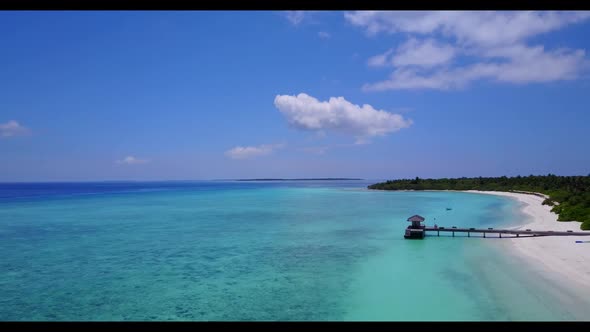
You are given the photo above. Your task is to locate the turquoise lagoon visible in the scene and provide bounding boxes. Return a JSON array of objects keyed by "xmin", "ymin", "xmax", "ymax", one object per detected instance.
[{"xmin": 0, "ymin": 180, "xmax": 588, "ymax": 321}]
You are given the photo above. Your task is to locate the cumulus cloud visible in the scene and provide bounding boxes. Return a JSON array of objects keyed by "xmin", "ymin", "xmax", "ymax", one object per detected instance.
[
  {"xmin": 318, "ymin": 31, "xmax": 331, "ymax": 39},
  {"xmin": 274, "ymin": 93, "xmax": 412, "ymax": 143},
  {"xmin": 225, "ymin": 143, "xmax": 285, "ymax": 160},
  {"xmin": 117, "ymin": 156, "xmax": 149, "ymax": 165},
  {"xmin": 346, "ymin": 11, "xmax": 590, "ymax": 90},
  {"xmin": 0, "ymin": 120, "xmax": 30, "ymax": 137}
]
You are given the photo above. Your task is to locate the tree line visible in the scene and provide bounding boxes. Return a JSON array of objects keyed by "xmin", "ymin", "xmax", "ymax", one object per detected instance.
[{"xmin": 368, "ymin": 174, "xmax": 590, "ymax": 230}]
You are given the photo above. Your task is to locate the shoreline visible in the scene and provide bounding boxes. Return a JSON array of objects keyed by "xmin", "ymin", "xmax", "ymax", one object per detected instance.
[
  {"xmin": 460, "ymin": 190, "xmax": 590, "ymax": 291},
  {"xmin": 369, "ymin": 188, "xmax": 590, "ymax": 294}
]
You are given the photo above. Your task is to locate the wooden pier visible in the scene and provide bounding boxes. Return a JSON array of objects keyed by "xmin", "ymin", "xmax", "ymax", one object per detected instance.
[
  {"xmin": 402, "ymin": 214, "xmax": 590, "ymax": 239},
  {"xmin": 423, "ymin": 226, "xmax": 590, "ymax": 238}
]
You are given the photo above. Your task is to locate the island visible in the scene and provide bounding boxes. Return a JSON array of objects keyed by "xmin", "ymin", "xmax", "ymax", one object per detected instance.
[
  {"xmin": 368, "ymin": 174, "xmax": 590, "ymax": 230},
  {"xmin": 235, "ymin": 178, "xmax": 363, "ymax": 181}
]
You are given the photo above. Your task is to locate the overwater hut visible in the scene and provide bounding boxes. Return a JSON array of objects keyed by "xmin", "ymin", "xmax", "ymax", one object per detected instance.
[{"xmin": 404, "ymin": 214, "xmax": 426, "ymax": 239}]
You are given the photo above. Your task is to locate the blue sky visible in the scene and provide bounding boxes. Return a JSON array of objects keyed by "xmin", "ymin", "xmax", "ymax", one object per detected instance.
[{"xmin": 1, "ymin": 11, "xmax": 590, "ymax": 181}]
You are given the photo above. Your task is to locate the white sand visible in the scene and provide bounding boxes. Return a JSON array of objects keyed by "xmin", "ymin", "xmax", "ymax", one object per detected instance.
[{"xmin": 463, "ymin": 190, "xmax": 590, "ymax": 289}]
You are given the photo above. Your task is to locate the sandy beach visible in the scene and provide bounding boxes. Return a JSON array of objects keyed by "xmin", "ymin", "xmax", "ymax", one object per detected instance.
[{"xmin": 463, "ymin": 190, "xmax": 590, "ymax": 290}]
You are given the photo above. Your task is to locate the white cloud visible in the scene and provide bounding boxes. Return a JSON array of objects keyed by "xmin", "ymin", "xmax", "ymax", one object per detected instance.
[
  {"xmin": 0, "ymin": 120, "xmax": 30, "ymax": 137},
  {"xmin": 274, "ymin": 93, "xmax": 412, "ymax": 143},
  {"xmin": 392, "ymin": 38, "xmax": 456, "ymax": 67},
  {"xmin": 484, "ymin": 46, "xmax": 586, "ymax": 83},
  {"xmin": 367, "ymin": 49, "xmax": 393, "ymax": 67},
  {"xmin": 318, "ymin": 31, "xmax": 331, "ymax": 39},
  {"xmin": 225, "ymin": 143, "xmax": 285, "ymax": 160},
  {"xmin": 346, "ymin": 11, "xmax": 590, "ymax": 90},
  {"xmin": 285, "ymin": 11, "xmax": 307, "ymax": 26},
  {"xmin": 364, "ymin": 46, "xmax": 586, "ymax": 91},
  {"xmin": 117, "ymin": 156, "xmax": 149, "ymax": 165},
  {"xmin": 345, "ymin": 11, "xmax": 590, "ymax": 46},
  {"xmin": 369, "ymin": 38, "xmax": 456, "ymax": 68}
]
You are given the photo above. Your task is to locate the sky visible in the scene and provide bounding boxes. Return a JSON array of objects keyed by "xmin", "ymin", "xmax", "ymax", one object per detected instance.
[{"xmin": 1, "ymin": 10, "xmax": 590, "ymax": 181}]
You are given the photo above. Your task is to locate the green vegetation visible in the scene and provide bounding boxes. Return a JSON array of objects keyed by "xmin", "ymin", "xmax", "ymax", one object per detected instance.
[{"xmin": 368, "ymin": 174, "xmax": 590, "ymax": 230}]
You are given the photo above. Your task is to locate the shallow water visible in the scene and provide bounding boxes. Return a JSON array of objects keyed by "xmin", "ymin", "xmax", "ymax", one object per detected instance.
[{"xmin": 0, "ymin": 181, "xmax": 587, "ymax": 320}]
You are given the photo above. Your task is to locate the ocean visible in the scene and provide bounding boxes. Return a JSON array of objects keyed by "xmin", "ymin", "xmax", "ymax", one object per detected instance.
[{"xmin": 0, "ymin": 180, "xmax": 586, "ymax": 321}]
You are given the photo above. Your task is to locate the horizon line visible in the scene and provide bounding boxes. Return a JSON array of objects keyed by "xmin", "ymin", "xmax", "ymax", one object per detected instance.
[{"xmin": 1, "ymin": 173, "xmax": 589, "ymax": 184}]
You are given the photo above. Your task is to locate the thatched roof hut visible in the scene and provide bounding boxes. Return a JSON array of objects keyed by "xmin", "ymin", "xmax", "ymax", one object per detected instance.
[{"xmin": 407, "ymin": 215, "xmax": 425, "ymax": 223}]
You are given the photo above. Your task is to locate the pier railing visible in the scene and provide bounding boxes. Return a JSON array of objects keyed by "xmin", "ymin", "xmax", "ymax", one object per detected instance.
[{"xmin": 422, "ymin": 226, "xmax": 590, "ymax": 238}]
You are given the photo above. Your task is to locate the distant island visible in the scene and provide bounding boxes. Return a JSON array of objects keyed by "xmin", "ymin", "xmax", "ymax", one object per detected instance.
[
  {"xmin": 368, "ymin": 175, "xmax": 590, "ymax": 230},
  {"xmin": 236, "ymin": 178, "xmax": 363, "ymax": 181}
]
